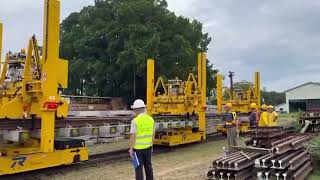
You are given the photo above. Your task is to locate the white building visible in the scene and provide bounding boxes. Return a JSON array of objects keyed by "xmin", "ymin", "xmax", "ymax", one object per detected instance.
[
  {"xmin": 274, "ymin": 103, "xmax": 288, "ymax": 113},
  {"xmin": 283, "ymin": 82, "xmax": 320, "ymax": 113}
]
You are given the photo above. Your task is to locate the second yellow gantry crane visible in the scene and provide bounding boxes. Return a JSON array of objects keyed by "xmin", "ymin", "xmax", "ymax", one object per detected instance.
[
  {"xmin": 147, "ymin": 53, "xmax": 207, "ymax": 146},
  {"xmin": 216, "ymin": 72, "xmax": 261, "ymax": 114}
]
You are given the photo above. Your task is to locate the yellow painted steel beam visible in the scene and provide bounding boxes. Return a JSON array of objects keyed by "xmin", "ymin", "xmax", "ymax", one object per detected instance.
[
  {"xmin": 40, "ymin": 0, "xmax": 61, "ymax": 153},
  {"xmin": 197, "ymin": 53, "xmax": 202, "ymax": 91},
  {"xmin": 199, "ymin": 52, "xmax": 206, "ymax": 133},
  {"xmin": 185, "ymin": 73, "xmax": 198, "ymax": 95},
  {"xmin": 0, "ymin": 23, "xmax": 3, "ymax": 77},
  {"xmin": 0, "ymin": 55, "xmax": 7, "ymax": 84},
  {"xmin": 23, "ymin": 39, "xmax": 33, "ymax": 80},
  {"xmin": 0, "ymin": 23, "xmax": 2, "ymax": 61},
  {"xmin": 201, "ymin": 53, "xmax": 206, "ymax": 104},
  {"xmin": 255, "ymin": 72, "xmax": 261, "ymax": 107},
  {"xmin": 147, "ymin": 59, "xmax": 154, "ymax": 115},
  {"xmin": 216, "ymin": 74, "xmax": 223, "ymax": 114}
]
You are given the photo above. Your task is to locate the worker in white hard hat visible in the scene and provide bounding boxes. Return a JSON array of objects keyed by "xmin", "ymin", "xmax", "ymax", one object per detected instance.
[
  {"xmin": 268, "ymin": 105, "xmax": 278, "ymax": 126},
  {"xmin": 129, "ymin": 99, "xmax": 155, "ymax": 180}
]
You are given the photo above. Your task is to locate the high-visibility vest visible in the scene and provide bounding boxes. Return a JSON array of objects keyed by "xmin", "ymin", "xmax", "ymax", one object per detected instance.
[
  {"xmin": 269, "ymin": 111, "xmax": 278, "ymax": 126},
  {"xmin": 232, "ymin": 112, "xmax": 237, "ymax": 121},
  {"xmin": 134, "ymin": 114, "xmax": 154, "ymax": 150},
  {"xmin": 226, "ymin": 112, "xmax": 238, "ymax": 125},
  {"xmin": 258, "ymin": 111, "xmax": 269, "ymax": 126}
]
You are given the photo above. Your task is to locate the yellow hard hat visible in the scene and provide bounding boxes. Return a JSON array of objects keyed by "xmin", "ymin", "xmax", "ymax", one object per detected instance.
[
  {"xmin": 20, "ymin": 49, "xmax": 26, "ymax": 53},
  {"xmin": 268, "ymin": 105, "xmax": 274, "ymax": 109},
  {"xmin": 225, "ymin": 103, "xmax": 232, "ymax": 108},
  {"xmin": 249, "ymin": 103, "xmax": 257, "ymax": 109},
  {"xmin": 261, "ymin": 104, "xmax": 268, "ymax": 110}
]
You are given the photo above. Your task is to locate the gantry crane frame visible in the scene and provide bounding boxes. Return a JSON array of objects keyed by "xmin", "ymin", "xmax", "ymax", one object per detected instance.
[
  {"xmin": 215, "ymin": 72, "xmax": 260, "ymax": 134},
  {"xmin": 0, "ymin": 0, "xmax": 88, "ymax": 175},
  {"xmin": 216, "ymin": 72, "xmax": 261, "ymax": 114},
  {"xmin": 147, "ymin": 53, "xmax": 207, "ymax": 146}
]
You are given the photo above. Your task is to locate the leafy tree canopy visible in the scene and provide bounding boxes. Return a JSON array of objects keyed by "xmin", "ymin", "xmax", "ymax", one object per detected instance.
[
  {"xmin": 261, "ymin": 90, "xmax": 286, "ymax": 106},
  {"xmin": 60, "ymin": 0, "xmax": 216, "ymax": 104}
]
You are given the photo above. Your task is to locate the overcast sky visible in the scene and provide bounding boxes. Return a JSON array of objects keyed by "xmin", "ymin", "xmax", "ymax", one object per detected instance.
[{"xmin": 0, "ymin": 0, "xmax": 319, "ymax": 92}]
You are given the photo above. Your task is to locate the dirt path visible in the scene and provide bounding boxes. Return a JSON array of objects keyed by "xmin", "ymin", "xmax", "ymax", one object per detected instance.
[{"xmin": 47, "ymin": 139, "xmax": 228, "ymax": 180}]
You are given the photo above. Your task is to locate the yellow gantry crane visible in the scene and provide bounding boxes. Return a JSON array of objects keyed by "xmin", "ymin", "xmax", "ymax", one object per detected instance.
[
  {"xmin": 215, "ymin": 72, "xmax": 260, "ymax": 134},
  {"xmin": 0, "ymin": 0, "xmax": 88, "ymax": 175},
  {"xmin": 216, "ymin": 72, "xmax": 261, "ymax": 114},
  {"xmin": 147, "ymin": 53, "xmax": 207, "ymax": 146},
  {"xmin": 0, "ymin": 23, "xmax": 2, "ymax": 61}
]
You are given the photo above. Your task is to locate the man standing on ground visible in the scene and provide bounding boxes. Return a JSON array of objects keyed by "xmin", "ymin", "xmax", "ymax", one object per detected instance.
[
  {"xmin": 268, "ymin": 105, "xmax": 278, "ymax": 126},
  {"xmin": 129, "ymin": 99, "xmax": 155, "ymax": 180},
  {"xmin": 224, "ymin": 103, "xmax": 237, "ymax": 148},
  {"xmin": 258, "ymin": 104, "xmax": 269, "ymax": 127},
  {"xmin": 249, "ymin": 103, "xmax": 258, "ymax": 127}
]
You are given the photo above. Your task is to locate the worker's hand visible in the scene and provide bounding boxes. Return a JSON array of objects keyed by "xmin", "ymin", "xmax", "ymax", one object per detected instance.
[{"xmin": 129, "ymin": 148, "xmax": 134, "ymax": 158}]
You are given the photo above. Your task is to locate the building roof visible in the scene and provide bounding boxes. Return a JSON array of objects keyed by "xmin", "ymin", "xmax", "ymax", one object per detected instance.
[{"xmin": 284, "ymin": 82, "xmax": 320, "ymax": 93}]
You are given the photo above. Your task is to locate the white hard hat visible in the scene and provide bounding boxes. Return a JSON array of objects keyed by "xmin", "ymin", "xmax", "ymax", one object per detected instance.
[{"xmin": 131, "ymin": 99, "xmax": 146, "ymax": 109}]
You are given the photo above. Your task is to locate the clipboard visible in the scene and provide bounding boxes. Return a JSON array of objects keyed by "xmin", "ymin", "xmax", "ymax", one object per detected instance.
[{"xmin": 132, "ymin": 152, "xmax": 140, "ymax": 169}]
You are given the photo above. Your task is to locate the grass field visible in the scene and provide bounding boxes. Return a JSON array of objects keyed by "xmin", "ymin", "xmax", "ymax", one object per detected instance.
[
  {"xmin": 309, "ymin": 171, "xmax": 320, "ymax": 180},
  {"xmin": 48, "ymin": 139, "xmax": 228, "ymax": 180}
]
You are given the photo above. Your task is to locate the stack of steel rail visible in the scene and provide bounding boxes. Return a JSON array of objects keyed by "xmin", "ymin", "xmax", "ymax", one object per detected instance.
[
  {"xmin": 207, "ymin": 129, "xmax": 313, "ymax": 180},
  {"xmin": 207, "ymin": 151, "xmax": 263, "ymax": 180},
  {"xmin": 255, "ymin": 135, "xmax": 313, "ymax": 180},
  {"xmin": 299, "ymin": 112, "xmax": 320, "ymax": 132},
  {"xmin": 245, "ymin": 126, "xmax": 294, "ymax": 148}
]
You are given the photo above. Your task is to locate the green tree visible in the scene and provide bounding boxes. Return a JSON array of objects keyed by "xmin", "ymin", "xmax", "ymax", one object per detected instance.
[
  {"xmin": 233, "ymin": 81, "xmax": 251, "ymax": 90},
  {"xmin": 261, "ymin": 90, "xmax": 285, "ymax": 105},
  {"xmin": 60, "ymin": 0, "xmax": 216, "ymax": 104}
]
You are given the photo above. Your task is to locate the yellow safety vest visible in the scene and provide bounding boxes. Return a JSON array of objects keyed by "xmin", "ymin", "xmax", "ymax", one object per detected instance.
[
  {"xmin": 226, "ymin": 112, "xmax": 238, "ymax": 125},
  {"xmin": 232, "ymin": 112, "xmax": 237, "ymax": 121},
  {"xmin": 134, "ymin": 114, "xmax": 154, "ymax": 150},
  {"xmin": 258, "ymin": 111, "xmax": 269, "ymax": 127},
  {"xmin": 269, "ymin": 111, "xmax": 278, "ymax": 126}
]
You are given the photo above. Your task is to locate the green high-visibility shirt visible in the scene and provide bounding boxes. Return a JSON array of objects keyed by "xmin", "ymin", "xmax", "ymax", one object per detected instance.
[{"xmin": 132, "ymin": 113, "xmax": 154, "ymax": 150}]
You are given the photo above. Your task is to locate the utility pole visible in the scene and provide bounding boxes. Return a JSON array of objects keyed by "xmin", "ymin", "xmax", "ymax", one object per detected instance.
[{"xmin": 229, "ymin": 71, "xmax": 234, "ymax": 99}]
